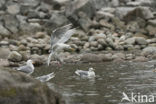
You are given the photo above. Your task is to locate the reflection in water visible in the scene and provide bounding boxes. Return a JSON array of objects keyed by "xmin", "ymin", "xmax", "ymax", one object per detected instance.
[{"xmin": 32, "ymin": 60, "xmax": 156, "ymax": 104}]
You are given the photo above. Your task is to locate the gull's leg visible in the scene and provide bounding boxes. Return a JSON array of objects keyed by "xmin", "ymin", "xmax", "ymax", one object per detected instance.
[{"xmin": 56, "ymin": 61, "xmax": 61, "ymax": 67}]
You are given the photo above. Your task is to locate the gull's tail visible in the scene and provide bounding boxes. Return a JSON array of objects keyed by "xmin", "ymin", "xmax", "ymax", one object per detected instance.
[
  {"xmin": 48, "ymin": 72, "xmax": 55, "ymax": 79},
  {"xmin": 75, "ymin": 69, "xmax": 81, "ymax": 76}
]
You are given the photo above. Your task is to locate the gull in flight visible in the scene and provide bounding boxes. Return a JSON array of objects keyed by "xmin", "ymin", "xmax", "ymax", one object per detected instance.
[
  {"xmin": 35, "ymin": 72, "xmax": 55, "ymax": 82},
  {"xmin": 17, "ymin": 60, "xmax": 34, "ymax": 75},
  {"xmin": 75, "ymin": 67, "xmax": 95, "ymax": 78},
  {"xmin": 47, "ymin": 24, "xmax": 76, "ymax": 66}
]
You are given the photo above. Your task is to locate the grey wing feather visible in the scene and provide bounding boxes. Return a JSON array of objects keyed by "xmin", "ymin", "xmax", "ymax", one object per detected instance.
[
  {"xmin": 76, "ymin": 70, "xmax": 88, "ymax": 76},
  {"xmin": 17, "ymin": 65, "xmax": 32, "ymax": 73},
  {"xmin": 79, "ymin": 71, "xmax": 88, "ymax": 76},
  {"xmin": 36, "ymin": 72, "xmax": 55, "ymax": 82},
  {"xmin": 51, "ymin": 24, "xmax": 72, "ymax": 46},
  {"xmin": 57, "ymin": 28, "xmax": 76, "ymax": 43}
]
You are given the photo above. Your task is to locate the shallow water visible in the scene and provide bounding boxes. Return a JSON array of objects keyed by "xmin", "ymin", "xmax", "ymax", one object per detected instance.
[{"xmin": 33, "ymin": 60, "xmax": 156, "ymax": 104}]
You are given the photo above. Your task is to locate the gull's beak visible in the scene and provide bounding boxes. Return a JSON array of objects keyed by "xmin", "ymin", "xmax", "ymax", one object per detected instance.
[
  {"xmin": 70, "ymin": 48, "xmax": 75, "ymax": 52},
  {"xmin": 32, "ymin": 61, "xmax": 35, "ymax": 64}
]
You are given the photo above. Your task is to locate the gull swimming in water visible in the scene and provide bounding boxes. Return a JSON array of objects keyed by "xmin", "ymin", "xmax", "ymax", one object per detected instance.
[
  {"xmin": 35, "ymin": 72, "xmax": 55, "ymax": 82},
  {"xmin": 47, "ymin": 24, "xmax": 76, "ymax": 66},
  {"xmin": 17, "ymin": 60, "xmax": 34, "ymax": 75},
  {"xmin": 75, "ymin": 67, "xmax": 95, "ymax": 78}
]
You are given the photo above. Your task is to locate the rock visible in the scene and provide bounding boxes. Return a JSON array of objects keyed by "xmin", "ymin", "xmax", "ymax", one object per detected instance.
[
  {"xmin": 16, "ymin": 15, "xmax": 27, "ymax": 24},
  {"xmin": 19, "ymin": 23, "xmax": 42, "ymax": 35},
  {"xmin": 18, "ymin": 0, "xmax": 40, "ymax": 7},
  {"xmin": 126, "ymin": 1, "xmax": 142, "ymax": 6},
  {"xmin": 126, "ymin": 21, "xmax": 140, "ymax": 32},
  {"xmin": 7, "ymin": 4, "xmax": 20, "ymax": 14},
  {"xmin": 90, "ymin": 47, "xmax": 98, "ymax": 51},
  {"xmin": 106, "ymin": 47, "xmax": 112, "ymax": 51},
  {"xmin": 134, "ymin": 56, "xmax": 148, "ymax": 62},
  {"xmin": 125, "ymin": 37, "xmax": 135, "ymax": 45},
  {"xmin": 0, "ymin": 48, "xmax": 10, "ymax": 59},
  {"xmin": 18, "ymin": 44, "xmax": 27, "ymax": 51},
  {"xmin": 0, "ymin": 0, "xmax": 5, "ymax": 9},
  {"xmin": 106, "ymin": 38, "xmax": 114, "ymax": 48},
  {"xmin": 125, "ymin": 54, "xmax": 134, "ymax": 60},
  {"xmin": 9, "ymin": 45, "xmax": 18, "ymax": 51},
  {"xmin": 0, "ymin": 23, "xmax": 11, "ymax": 37},
  {"xmin": 27, "ymin": 10, "xmax": 39, "ymax": 18},
  {"xmin": 96, "ymin": 10, "xmax": 114, "ymax": 21},
  {"xmin": 78, "ymin": 12, "xmax": 92, "ymax": 32},
  {"xmin": 66, "ymin": 0, "xmax": 95, "ymax": 19},
  {"xmin": 19, "ymin": 51, "xmax": 30, "ymax": 61},
  {"xmin": 52, "ymin": 0, "xmax": 70, "ymax": 10},
  {"xmin": 146, "ymin": 25, "xmax": 156, "ymax": 36},
  {"xmin": 34, "ymin": 32, "xmax": 46, "ymax": 39},
  {"xmin": 0, "ymin": 59, "xmax": 9, "ymax": 67},
  {"xmin": 37, "ymin": 2, "xmax": 51, "ymax": 13},
  {"xmin": 148, "ymin": 19, "xmax": 156, "ymax": 27},
  {"xmin": 31, "ymin": 54, "xmax": 46, "ymax": 66},
  {"xmin": 0, "ymin": 68, "xmax": 65, "ymax": 104},
  {"xmin": 99, "ymin": 19, "xmax": 114, "ymax": 29},
  {"xmin": 111, "ymin": 0, "xmax": 119, "ymax": 7},
  {"xmin": 147, "ymin": 38, "xmax": 156, "ymax": 44},
  {"xmin": 115, "ymin": 7, "xmax": 135, "ymax": 20},
  {"xmin": 8, "ymin": 51, "xmax": 22, "ymax": 62},
  {"xmin": 97, "ymin": 38, "xmax": 107, "ymax": 46},
  {"xmin": 115, "ymin": 7, "xmax": 154, "ymax": 22},
  {"xmin": 112, "ymin": 53, "xmax": 125, "ymax": 60},
  {"xmin": 0, "ymin": 40, "xmax": 9, "ymax": 46},
  {"xmin": 65, "ymin": 0, "xmax": 95, "ymax": 28},
  {"xmin": 111, "ymin": 17, "xmax": 126, "ymax": 30},
  {"xmin": 80, "ymin": 53, "xmax": 103, "ymax": 62},
  {"xmin": 134, "ymin": 33, "xmax": 148, "ymax": 39},
  {"xmin": 135, "ymin": 37, "xmax": 147, "ymax": 45},
  {"xmin": 90, "ymin": 41, "xmax": 98, "ymax": 47},
  {"xmin": 49, "ymin": 12, "xmax": 69, "ymax": 29},
  {"xmin": 124, "ymin": 44, "xmax": 135, "ymax": 50},
  {"xmin": 95, "ymin": 33, "xmax": 107, "ymax": 40},
  {"xmin": 142, "ymin": 46, "xmax": 156, "ymax": 56},
  {"xmin": 83, "ymin": 42, "xmax": 90, "ymax": 49},
  {"xmin": 3, "ymin": 15, "xmax": 19, "ymax": 33},
  {"xmin": 99, "ymin": 53, "xmax": 113, "ymax": 61},
  {"xmin": 92, "ymin": 0, "xmax": 108, "ymax": 9}
]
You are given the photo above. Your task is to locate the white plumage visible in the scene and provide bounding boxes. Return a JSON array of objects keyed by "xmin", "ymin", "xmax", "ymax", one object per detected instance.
[
  {"xmin": 75, "ymin": 67, "xmax": 95, "ymax": 78},
  {"xmin": 47, "ymin": 24, "xmax": 76, "ymax": 66},
  {"xmin": 17, "ymin": 60, "xmax": 34, "ymax": 75},
  {"xmin": 35, "ymin": 72, "xmax": 55, "ymax": 82}
]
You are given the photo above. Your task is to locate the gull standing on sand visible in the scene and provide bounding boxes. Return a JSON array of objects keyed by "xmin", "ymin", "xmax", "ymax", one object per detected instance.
[
  {"xmin": 17, "ymin": 60, "xmax": 34, "ymax": 75},
  {"xmin": 47, "ymin": 24, "xmax": 76, "ymax": 66},
  {"xmin": 35, "ymin": 72, "xmax": 55, "ymax": 82},
  {"xmin": 75, "ymin": 67, "xmax": 96, "ymax": 78}
]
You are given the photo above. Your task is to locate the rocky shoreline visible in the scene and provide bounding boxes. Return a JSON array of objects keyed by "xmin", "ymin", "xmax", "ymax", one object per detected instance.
[{"xmin": 0, "ymin": 0, "xmax": 156, "ymax": 67}]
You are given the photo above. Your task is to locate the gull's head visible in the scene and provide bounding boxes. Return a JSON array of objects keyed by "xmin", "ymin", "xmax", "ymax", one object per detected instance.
[
  {"xmin": 89, "ymin": 67, "xmax": 95, "ymax": 71},
  {"xmin": 27, "ymin": 60, "xmax": 34, "ymax": 65},
  {"xmin": 64, "ymin": 44, "xmax": 75, "ymax": 52}
]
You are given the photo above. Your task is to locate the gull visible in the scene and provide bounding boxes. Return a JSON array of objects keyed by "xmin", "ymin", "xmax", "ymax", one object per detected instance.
[
  {"xmin": 17, "ymin": 60, "xmax": 34, "ymax": 75},
  {"xmin": 75, "ymin": 67, "xmax": 95, "ymax": 78},
  {"xmin": 47, "ymin": 24, "xmax": 76, "ymax": 66},
  {"xmin": 35, "ymin": 72, "xmax": 55, "ymax": 82}
]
